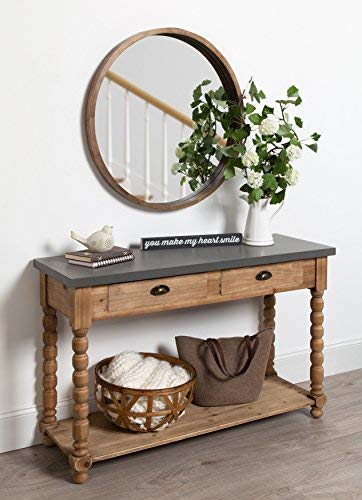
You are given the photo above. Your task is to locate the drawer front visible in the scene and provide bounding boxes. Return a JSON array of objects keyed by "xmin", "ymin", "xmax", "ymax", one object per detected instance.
[
  {"xmin": 108, "ymin": 273, "xmax": 208, "ymax": 313},
  {"xmin": 221, "ymin": 260, "xmax": 315, "ymax": 298}
]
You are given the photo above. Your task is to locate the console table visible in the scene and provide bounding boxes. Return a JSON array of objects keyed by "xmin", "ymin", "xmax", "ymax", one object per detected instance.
[{"xmin": 33, "ymin": 234, "xmax": 335, "ymax": 484}]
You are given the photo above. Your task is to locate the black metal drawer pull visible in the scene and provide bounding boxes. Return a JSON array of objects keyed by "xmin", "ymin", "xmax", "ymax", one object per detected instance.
[
  {"xmin": 256, "ymin": 270, "xmax": 272, "ymax": 281},
  {"xmin": 150, "ymin": 284, "xmax": 170, "ymax": 296}
]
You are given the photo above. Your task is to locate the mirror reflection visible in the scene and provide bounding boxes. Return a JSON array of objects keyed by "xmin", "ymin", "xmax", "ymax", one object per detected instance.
[{"xmin": 95, "ymin": 36, "xmax": 224, "ymax": 203}]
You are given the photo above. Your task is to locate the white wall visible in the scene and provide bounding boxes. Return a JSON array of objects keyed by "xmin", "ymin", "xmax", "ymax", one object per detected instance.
[{"xmin": 0, "ymin": 0, "xmax": 361, "ymax": 453}]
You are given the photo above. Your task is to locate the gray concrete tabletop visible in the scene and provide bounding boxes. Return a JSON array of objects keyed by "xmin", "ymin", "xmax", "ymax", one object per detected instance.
[{"xmin": 33, "ymin": 234, "xmax": 336, "ymax": 288}]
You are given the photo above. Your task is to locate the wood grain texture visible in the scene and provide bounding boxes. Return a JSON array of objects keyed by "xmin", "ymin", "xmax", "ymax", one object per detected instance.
[
  {"xmin": 108, "ymin": 273, "xmax": 208, "ymax": 313},
  {"xmin": 92, "ymin": 261, "xmax": 315, "ymax": 320},
  {"xmin": 316, "ymin": 256, "xmax": 328, "ymax": 291},
  {"xmin": 84, "ymin": 27, "xmax": 241, "ymax": 211},
  {"xmin": 310, "ymin": 289, "xmax": 326, "ymax": 418},
  {"xmin": 47, "ymin": 276, "xmax": 73, "ymax": 318},
  {"xmin": 71, "ymin": 287, "xmax": 92, "ymax": 330},
  {"xmin": 221, "ymin": 259, "xmax": 315, "ymax": 298},
  {"xmin": 46, "ymin": 376, "xmax": 310, "ymax": 462},
  {"xmin": 264, "ymin": 294, "xmax": 276, "ymax": 376}
]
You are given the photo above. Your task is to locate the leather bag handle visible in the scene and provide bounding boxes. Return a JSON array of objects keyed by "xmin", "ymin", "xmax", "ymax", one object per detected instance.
[{"xmin": 206, "ymin": 328, "xmax": 272, "ymax": 378}]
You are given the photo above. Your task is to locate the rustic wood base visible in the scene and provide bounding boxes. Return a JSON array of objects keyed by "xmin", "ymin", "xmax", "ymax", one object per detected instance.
[{"xmin": 46, "ymin": 376, "xmax": 310, "ymax": 465}]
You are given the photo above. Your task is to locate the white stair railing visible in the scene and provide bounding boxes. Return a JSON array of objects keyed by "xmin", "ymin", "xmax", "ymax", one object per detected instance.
[
  {"xmin": 144, "ymin": 102, "xmax": 151, "ymax": 201},
  {"xmin": 105, "ymin": 71, "xmax": 201, "ymax": 201},
  {"xmin": 123, "ymin": 90, "xmax": 130, "ymax": 187},
  {"xmin": 162, "ymin": 113, "xmax": 168, "ymax": 202}
]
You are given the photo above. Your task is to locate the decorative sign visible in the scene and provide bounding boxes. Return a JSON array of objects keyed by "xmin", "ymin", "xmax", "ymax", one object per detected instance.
[{"xmin": 140, "ymin": 233, "xmax": 242, "ymax": 251}]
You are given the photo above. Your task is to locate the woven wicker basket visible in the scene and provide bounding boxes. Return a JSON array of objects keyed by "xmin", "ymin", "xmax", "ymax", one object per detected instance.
[{"xmin": 95, "ymin": 353, "xmax": 196, "ymax": 432}]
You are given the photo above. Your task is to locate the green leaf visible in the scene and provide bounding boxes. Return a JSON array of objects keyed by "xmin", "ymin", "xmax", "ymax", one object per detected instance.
[
  {"xmin": 171, "ymin": 163, "xmax": 180, "ymax": 174},
  {"xmin": 311, "ymin": 132, "xmax": 321, "ymax": 141},
  {"xmin": 215, "ymin": 147, "xmax": 224, "ymax": 161},
  {"xmin": 273, "ymin": 158, "xmax": 288, "ymax": 176},
  {"xmin": 193, "ymin": 85, "xmax": 202, "ymax": 101},
  {"xmin": 240, "ymin": 183, "xmax": 252, "ymax": 193},
  {"xmin": 287, "ymin": 85, "xmax": 299, "ymax": 98},
  {"xmin": 214, "ymin": 86, "xmax": 226, "ymax": 100},
  {"xmin": 201, "ymin": 79, "xmax": 211, "ymax": 86},
  {"xmin": 262, "ymin": 105, "xmax": 274, "ymax": 116},
  {"xmin": 249, "ymin": 80, "xmax": 259, "ymax": 102},
  {"xmin": 212, "ymin": 98, "xmax": 228, "ymax": 109},
  {"xmin": 306, "ymin": 143, "xmax": 318, "ymax": 153},
  {"xmin": 189, "ymin": 178, "xmax": 199, "ymax": 191},
  {"xmin": 233, "ymin": 144, "xmax": 246, "ymax": 154},
  {"xmin": 233, "ymin": 125, "xmax": 251, "ymax": 141},
  {"xmin": 245, "ymin": 102, "xmax": 256, "ymax": 114},
  {"xmin": 277, "ymin": 124, "xmax": 292, "ymax": 137},
  {"xmin": 262, "ymin": 173, "xmax": 278, "ymax": 191},
  {"xmin": 258, "ymin": 90, "xmax": 266, "ymax": 100},
  {"xmin": 249, "ymin": 113, "xmax": 262, "ymax": 125},
  {"xmin": 294, "ymin": 117, "xmax": 303, "ymax": 128},
  {"xmin": 271, "ymin": 189, "xmax": 286, "ymax": 205},
  {"xmin": 279, "ymin": 148, "xmax": 288, "ymax": 163},
  {"xmin": 290, "ymin": 137, "xmax": 301, "ymax": 147},
  {"xmin": 220, "ymin": 145, "xmax": 239, "ymax": 157},
  {"xmin": 224, "ymin": 164, "xmax": 236, "ymax": 180},
  {"xmin": 249, "ymin": 188, "xmax": 263, "ymax": 203},
  {"xmin": 278, "ymin": 178, "xmax": 288, "ymax": 190},
  {"xmin": 276, "ymin": 96, "xmax": 302, "ymax": 106}
]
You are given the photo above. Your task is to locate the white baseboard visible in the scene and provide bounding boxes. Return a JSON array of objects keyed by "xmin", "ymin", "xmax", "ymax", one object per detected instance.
[
  {"xmin": 275, "ymin": 337, "xmax": 362, "ymax": 383},
  {"xmin": 1, "ymin": 338, "xmax": 362, "ymax": 454}
]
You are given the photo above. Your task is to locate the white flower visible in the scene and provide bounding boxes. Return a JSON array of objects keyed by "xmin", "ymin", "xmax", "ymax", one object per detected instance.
[
  {"xmin": 242, "ymin": 150, "xmax": 259, "ymax": 168},
  {"xmin": 259, "ymin": 117, "xmax": 279, "ymax": 136},
  {"xmin": 286, "ymin": 144, "xmax": 302, "ymax": 161},
  {"xmin": 285, "ymin": 168, "xmax": 299, "ymax": 186},
  {"xmin": 247, "ymin": 170, "xmax": 264, "ymax": 189}
]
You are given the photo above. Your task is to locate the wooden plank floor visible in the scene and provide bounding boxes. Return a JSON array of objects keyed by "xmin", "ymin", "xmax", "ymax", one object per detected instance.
[{"xmin": 0, "ymin": 370, "xmax": 361, "ymax": 500}]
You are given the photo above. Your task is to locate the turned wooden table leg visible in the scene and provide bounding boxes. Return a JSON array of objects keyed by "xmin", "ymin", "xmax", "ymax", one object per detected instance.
[
  {"xmin": 69, "ymin": 287, "xmax": 93, "ymax": 484},
  {"xmin": 264, "ymin": 294, "xmax": 277, "ymax": 376},
  {"xmin": 69, "ymin": 327, "xmax": 92, "ymax": 484},
  {"xmin": 39, "ymin": 273, "xmax": 58, "ymax": 446},
  {"xmin": 39, "ymin": 305, "xmax": 58, "ymax": 446},
  {"xmin": 310, "ymin": 289, "xmax": 327, "ymax": 417}
]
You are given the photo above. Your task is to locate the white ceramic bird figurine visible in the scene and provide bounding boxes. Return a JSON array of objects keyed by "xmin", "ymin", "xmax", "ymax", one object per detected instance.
[{"xmin": 71, "ymin": 225, "xmax": 114, "ymax": 253}]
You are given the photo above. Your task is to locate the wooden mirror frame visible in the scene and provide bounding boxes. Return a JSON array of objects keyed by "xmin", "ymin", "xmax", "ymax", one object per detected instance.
[{"xmin": 85, "ymin": 27, "xmax": 241, "ymax": 211}]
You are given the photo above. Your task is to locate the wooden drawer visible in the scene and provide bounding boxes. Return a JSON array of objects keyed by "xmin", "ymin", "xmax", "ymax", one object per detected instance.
[
  {"xmin": 221, "ymin": 260, "xmax": 315, "ymax": 298},
  {"xmin": 108, "ymin": 273, "xmax": 208, "ymax": 313}
]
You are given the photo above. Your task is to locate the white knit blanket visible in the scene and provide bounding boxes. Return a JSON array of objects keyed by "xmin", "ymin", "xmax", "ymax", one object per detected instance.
[{"xmin": 98, "ymin": 351, "xmax": 191, "ymax": 430}]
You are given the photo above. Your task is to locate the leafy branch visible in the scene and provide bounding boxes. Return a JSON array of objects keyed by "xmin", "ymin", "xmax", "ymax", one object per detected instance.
[{"xmin": 173, "ymin": 79, "xmax": 320, "ymax": 203}]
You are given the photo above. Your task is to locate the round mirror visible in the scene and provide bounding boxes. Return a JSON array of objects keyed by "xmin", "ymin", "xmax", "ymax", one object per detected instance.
[{"xmin": 85, "ymin": 28, "xmax": 240, "ymax": 210}]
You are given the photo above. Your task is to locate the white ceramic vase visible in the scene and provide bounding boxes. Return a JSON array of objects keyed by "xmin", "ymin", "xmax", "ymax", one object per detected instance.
[{"xmin": 240, "ymin": 195, "xmax": 283, "ymax": 247}]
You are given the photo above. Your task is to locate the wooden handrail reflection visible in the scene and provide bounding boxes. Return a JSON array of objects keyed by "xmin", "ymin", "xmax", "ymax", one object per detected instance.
[{"xmin": 106, "ymin": 71, "xmax": 194, "ymax": 128}]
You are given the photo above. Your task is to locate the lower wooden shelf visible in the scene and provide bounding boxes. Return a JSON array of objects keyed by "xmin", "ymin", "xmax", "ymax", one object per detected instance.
[{"xmin": 46, "ymin": 376, "xmax": 311, "ymax": 462}]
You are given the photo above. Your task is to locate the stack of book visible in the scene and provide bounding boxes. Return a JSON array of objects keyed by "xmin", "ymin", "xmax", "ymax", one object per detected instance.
[{"xmin": 65, "ymin": 246, "xmax": 135, "ymax": 268}]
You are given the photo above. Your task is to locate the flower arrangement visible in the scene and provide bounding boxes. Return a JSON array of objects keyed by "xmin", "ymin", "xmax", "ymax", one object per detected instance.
[{"xmin": 173, "ymin": 79, "xmax": 320, "ymax": 204}]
